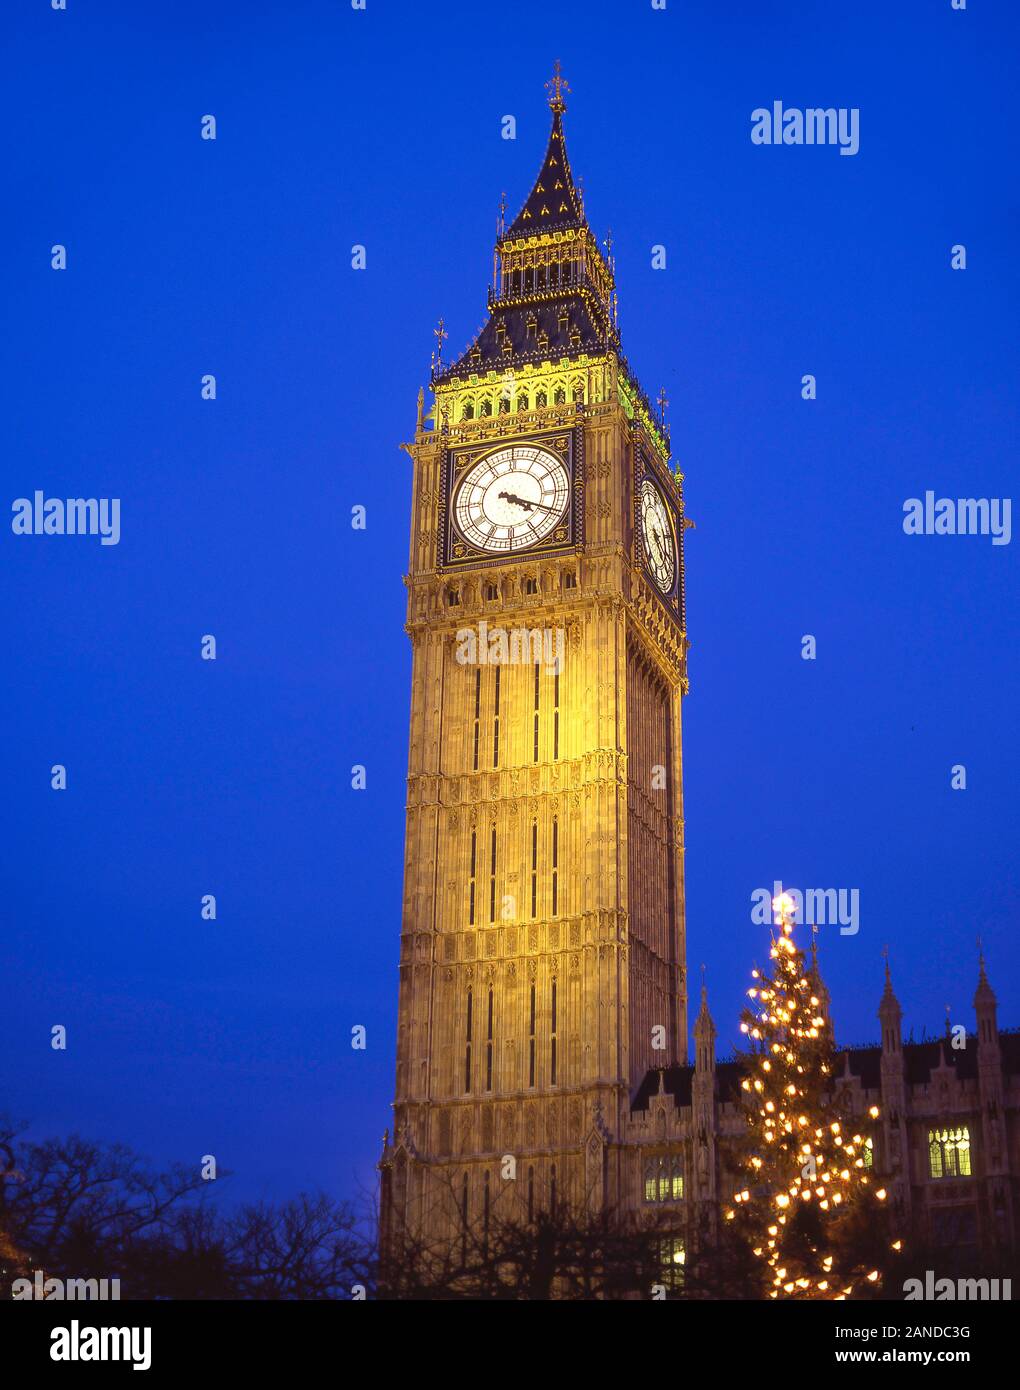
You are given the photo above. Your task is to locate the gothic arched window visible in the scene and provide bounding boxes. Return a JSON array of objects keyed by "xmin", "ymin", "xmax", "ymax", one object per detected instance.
[
  {"xmin": 461, "ymin": 399, "xmax": 474, "ymax": 420},
  {"xmin": 644, "ymin": 1154, "xmax": 684, "ymax": 1203},
  {"xmin": 929, "ymin": 1126, "xmax": 971, "ymax": 1179}
]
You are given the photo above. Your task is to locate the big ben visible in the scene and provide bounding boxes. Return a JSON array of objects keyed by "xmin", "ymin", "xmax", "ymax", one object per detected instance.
[{"xmin": 381, "ymin": 67, "xmax": 689, "ymax": 1253}]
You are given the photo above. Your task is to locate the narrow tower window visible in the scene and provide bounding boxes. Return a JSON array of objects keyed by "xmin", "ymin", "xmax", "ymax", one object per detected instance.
[
  {"xmin": 553, "ymin": 669, "xmax": 560, "ymax": 760},
  {"xmin": 486, "ymin": 988, "xmax": 494, "ymax": 1091},
  {"xmin": 533, "ymin": 661, "xmax": 540, "ymax": 762},
  {"xmin": 528, "ymin": 982, "xmax": 536, "ymax": 1088},
  {"xmin": 464, "ymin": 989, "xmax": 473, "ymax": 1093},
  {"xmin": 472, "ymin": 668, "xmax": 481, "ymax": 771},
  {"xmin": 536, "ymin": 817, "xmax": 544, "ymax": 917},
  {"xmin": 550, "ymin": 978, "xmax": 558, "ymax": 1086},
  {"xmin": 468, "ymin": 831, "xmax": 476, "ymax": 925},
  {"xmin": 489, "ymin": 825, "xmax": 497, "ymax": 922},
  {"xmin": 492, "ymin": 666, "xmax": 501, "ymax": 767},
  {"xmin": 551, "ymin": 817, "xmax": 559, "ymax": 917},
  {"xmin": 460, "ymin": 1172, "xmax": 469, "ymax": 1263}
]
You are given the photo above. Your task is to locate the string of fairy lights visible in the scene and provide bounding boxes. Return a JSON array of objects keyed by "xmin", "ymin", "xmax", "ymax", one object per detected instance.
[{"xmin": 724, "ymin": 894, "xmax": 903, "ymax": 1300}]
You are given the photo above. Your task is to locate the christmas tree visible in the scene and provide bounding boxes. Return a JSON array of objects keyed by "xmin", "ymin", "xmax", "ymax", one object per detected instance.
[{"xmin": 724, "ymin": 894, "xmax": 901, "ymax": 1299}]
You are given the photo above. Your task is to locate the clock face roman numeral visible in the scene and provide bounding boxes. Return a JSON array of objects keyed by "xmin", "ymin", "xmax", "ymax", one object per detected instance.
[{"xmin": 453, "ymin": 444, "xmax": 570, "ymax": 554}]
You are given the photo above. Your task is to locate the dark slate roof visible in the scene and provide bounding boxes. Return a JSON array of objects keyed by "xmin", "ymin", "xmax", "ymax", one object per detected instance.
[
  {"xmin": 504, "ymin": 108, "xmax": 584, "ymax": 239},
  {"xmin": 814, "ymin": 1039, "xmax": 981, "ymax": 1090},
  {"xmin": 1001, "ymin": 1028, "xmax": 1020, "ymax": 1074},
  {"xmin": 631, "ymin": 1061, "xmax": 744, "ymax": 1113},
  {"xmin": 447, "ymin": 293, "xmax": 610, "ymax": 378},
  {"xmin": 841, "ymin": 1045, "xmax": 882, "ymax": 1089},
  {"xmin": 631, "ymin": 1066, "xmax": 692, "ymax": 1112}
]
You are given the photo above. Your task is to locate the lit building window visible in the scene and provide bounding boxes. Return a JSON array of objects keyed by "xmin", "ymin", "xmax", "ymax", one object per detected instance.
[
  {"xmin": 658, "ymin": 1237, "xmax": 685, "ymax": 1291},
  {"xmin": 928, "ymin": 1126, "xmax": 972, "ymax": 1179},
  {"xmin": 643, "ymin": 1155, "xmax": 684, "ymax": 1203}
]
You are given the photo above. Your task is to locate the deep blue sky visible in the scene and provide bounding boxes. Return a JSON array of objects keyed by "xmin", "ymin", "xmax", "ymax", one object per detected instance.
[{"xmin": 3, "ymin": 2, "xmax": 1018, "ymax": 1208}]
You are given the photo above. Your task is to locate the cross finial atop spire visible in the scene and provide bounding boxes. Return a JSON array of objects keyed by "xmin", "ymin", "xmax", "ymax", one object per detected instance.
[
  {"xmin": 431, "ymin": 316, "xmax": 448, "ymax": 369},
  {"xmin": 545, "ymin": 59, "xmax": 570, "ymax": 112},
  {"xmin": 657, "ymin": 387, "xmax": 669, "ymax": 426}
]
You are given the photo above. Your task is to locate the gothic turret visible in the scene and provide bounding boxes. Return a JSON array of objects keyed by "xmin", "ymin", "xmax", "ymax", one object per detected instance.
[
  {"xmin": 879, "ymin": 958, "xmax": 903, "ymax": 1056},
  {"xmin": 807, "ymin": 927, "xmax": 831, "ymax": 1031},
  {"xmin": 974, "ymin": 948, "xmax": 999, "ymax": 1051},
  {"xmin": 877, "ymin": 957, "xmax": 910, "ymax": 1218},
  {"xmin": 694, "ymin": 979, "xmax": 716, "ymax": 1075}
]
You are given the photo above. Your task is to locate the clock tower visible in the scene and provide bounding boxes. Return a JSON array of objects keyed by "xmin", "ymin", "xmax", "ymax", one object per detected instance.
[{"xmin": 381, "ymin": 68, "xmax": 690, "ymax": 1253}]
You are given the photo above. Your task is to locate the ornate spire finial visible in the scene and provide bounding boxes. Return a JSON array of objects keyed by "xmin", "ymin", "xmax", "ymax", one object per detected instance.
[
  {"xmin": 432, "ymin": 316, "xmax": 448, "ymax": 367},
  {"xmin": 545, "ymin": 59, "xmax": 570, "ymax": 112},
  {"xmin": 498, "ymin": 190, "xmax": 507, "ymax": 238},
  {"xmin": 657, "ymin": 387, "xmax": 669, "ymax": 427}
]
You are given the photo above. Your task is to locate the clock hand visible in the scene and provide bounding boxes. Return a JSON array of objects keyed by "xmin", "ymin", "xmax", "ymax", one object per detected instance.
[
  {"xmin": 498, "ymin": 490, "xmax": 560, "ymax": 514},
  {"xmin": 498, "ymin": 490, "xmax": 532, "ymax": 511}
]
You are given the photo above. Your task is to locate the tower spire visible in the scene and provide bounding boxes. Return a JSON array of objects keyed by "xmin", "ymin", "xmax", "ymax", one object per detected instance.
[
  {"xmin": 545, "ymin": 59, "xmax": 570, "ymax": 113},
  {"xmin": 502, "ymin": 77, "xmax": 586, "ymax": 241},
  {"xmin": 434, "ymin": 75, "xmax": 620, "ymax": 384}
]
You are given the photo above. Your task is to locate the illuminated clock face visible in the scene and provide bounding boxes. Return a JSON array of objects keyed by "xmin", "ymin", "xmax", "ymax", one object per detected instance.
[
  {"xmin": 640, "ymin": 478, "xmax": 676, "ymax": 594},
  {"xmin": 453, "ymin": 444, "xmax": 570, "ymax": 553}
]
